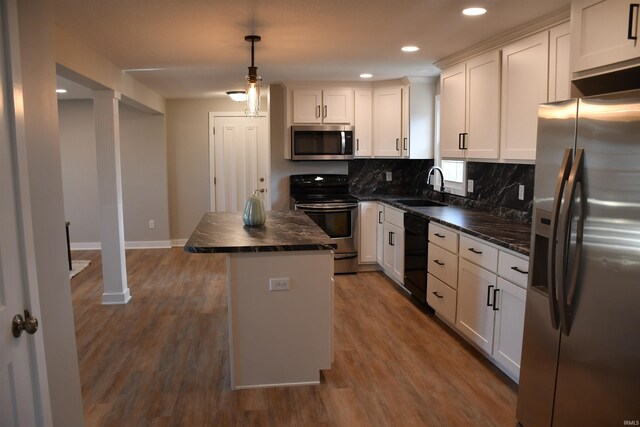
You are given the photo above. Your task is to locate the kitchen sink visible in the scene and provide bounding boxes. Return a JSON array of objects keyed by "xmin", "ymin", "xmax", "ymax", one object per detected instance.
[{"xmin": 393, "ymin": 199, "xmax": 447, "ymax": 207}]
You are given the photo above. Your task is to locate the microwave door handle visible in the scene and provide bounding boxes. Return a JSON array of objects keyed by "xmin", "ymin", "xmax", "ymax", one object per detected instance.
[
  {"xmin": 341, "ymin": 131, "xmax": 346, "ymax": 155},
  {"xmin": 547, "ymin": 148, "xmax": 572, "ymax": 330},
  {"xmin": 557, "ymin": 148, "xmax": 585, "ymax": 336}
]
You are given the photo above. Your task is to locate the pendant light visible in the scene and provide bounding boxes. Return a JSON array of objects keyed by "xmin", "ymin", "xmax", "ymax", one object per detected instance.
[{"xmin": 244, "ymin": 35, "xmax": 262, "ymax": 118}]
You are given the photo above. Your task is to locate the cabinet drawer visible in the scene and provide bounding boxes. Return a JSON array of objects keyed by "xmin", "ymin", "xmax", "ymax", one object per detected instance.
[
  {"xmin": 383, "ymin": 204, "xmax": 404, "ymax": 228},
  {"xmin": 428, "ymin": 243, "xmax": 458, "ymax": 288},
  {"xmin": 498, "ymin": 251, "xmax": 529, "ymax": 288},
  {"xmin": 460, "ymin": 234, "xmax": 498, "ymax": 272},
  {"xmin": 427, "ymin": 273, "xmax": 457, "ymax": 325},
  {"xmin": 429, "ymin": 223, "xmax": 459, "ymax": 254}
]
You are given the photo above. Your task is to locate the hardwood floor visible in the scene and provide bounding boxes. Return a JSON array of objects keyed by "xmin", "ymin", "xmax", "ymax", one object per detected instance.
[{"xmin": 70, "ymin": 248, "xmax": 517, "ymax": 426}]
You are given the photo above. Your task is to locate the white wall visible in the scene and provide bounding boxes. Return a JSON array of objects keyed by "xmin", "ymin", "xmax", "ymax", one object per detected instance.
[
  {"xmin": 18, "ymin": 0, "xmax": 84, "ymax": 425},
  {"xmin": 58, "ymin": 99, "xmax": 170, "ymax": 247}
]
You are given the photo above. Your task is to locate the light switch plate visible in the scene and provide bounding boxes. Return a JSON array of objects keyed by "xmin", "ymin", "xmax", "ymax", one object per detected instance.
[
  {"xmin": 518, "ymin": 185, "xmax": 525, "ymax": 200},
  {"xmin": 467, "ymin": 179, "xmax": 474, "ymax": 193}
]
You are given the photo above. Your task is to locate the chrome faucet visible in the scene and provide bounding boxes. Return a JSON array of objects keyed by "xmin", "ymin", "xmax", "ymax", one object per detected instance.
[{"xmin": 427, "ymin": 166, "xmax": 445, "ymax": 192}]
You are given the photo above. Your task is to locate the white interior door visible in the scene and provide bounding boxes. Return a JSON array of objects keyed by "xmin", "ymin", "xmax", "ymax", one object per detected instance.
[
  {"xmin": 209, "ymin": 115, "xmax": 269, "ymax": 212},
  {"xmin": 0, "ymin": 1, "xmax": 50, "ymax": 424}
]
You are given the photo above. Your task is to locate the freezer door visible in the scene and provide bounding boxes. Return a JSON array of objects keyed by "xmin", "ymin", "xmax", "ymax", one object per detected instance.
[
  {"xmin": 552, "ymin": 90, "xmax": 640, "ymax": 426},
  {"xmin": 516, "ymin": 99, "xmax": 578, "ymax": 427}
]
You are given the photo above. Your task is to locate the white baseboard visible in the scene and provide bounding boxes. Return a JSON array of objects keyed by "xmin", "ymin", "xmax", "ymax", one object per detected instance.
[
  {"xmin": 125, "ymin": 240, "xmax": 171, "ymax": 249},
  {"xmin": 171, "ymin": 239, "xmax": 188, "ymax": 247},
  {"xmin": 102, "ymin": 289, "xmax": 132, "ymax": 305},
  {"xmin": 70, "ymin": 240, "xmax": 172, "ymax": 250},
  {"xmin": 70, "ymin": 242, "xmax": 101, "ymax": 250}
]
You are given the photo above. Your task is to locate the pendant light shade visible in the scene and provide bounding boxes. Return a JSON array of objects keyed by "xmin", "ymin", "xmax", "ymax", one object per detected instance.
[{"xmin": 244, "ymin": 35, "xmax": 262, "ymax": 118}]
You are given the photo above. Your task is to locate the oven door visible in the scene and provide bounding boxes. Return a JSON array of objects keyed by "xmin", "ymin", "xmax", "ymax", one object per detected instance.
[{"xmin": 295, "ymin": 203, "xmax": 358, "ymax": 273}]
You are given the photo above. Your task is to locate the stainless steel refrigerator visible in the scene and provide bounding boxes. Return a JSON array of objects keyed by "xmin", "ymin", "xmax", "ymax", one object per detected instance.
[{"xmin": 516, "ymin": 89, "xmax": 640, "ymax": 426}]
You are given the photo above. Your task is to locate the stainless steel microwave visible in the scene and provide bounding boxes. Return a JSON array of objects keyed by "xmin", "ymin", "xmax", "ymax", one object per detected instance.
[{"xmin": 291, "ymin": 125, "xmax": 354, "ymax": 160}]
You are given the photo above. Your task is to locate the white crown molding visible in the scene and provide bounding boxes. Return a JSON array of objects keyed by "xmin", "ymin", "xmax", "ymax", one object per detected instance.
[{"xmin": 435, "ymin": 6, "xmax": 571, "ymax": 71}]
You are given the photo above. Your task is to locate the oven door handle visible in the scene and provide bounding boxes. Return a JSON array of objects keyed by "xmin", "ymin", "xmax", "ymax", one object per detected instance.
[
  {"xmin": 334, "ymin": 252, "xmax": 358, "ymax": 260},
  {"xmin": 295, "ymin": 204, "xmax": 358, "ymax": 211}
]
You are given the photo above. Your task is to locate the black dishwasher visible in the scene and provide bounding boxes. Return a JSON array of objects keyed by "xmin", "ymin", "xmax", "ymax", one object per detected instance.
[{"xmin": 404, "ymin": 213, "xmax": 430, "ymax": 307}]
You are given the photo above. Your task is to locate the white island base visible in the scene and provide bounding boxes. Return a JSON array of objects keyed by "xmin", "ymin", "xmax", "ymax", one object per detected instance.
[{"xmin": 226, "ymin": 250, "xmax": 334, "ymax": 389}]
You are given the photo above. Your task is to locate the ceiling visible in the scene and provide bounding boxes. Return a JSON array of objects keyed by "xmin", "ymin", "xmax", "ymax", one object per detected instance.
[{"xmin": 53, "ymin": 0, "xmax": 570, "ymax": 99}]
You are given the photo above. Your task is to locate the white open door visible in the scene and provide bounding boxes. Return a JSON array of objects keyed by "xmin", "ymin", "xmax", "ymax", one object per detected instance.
[
  {"xmin": 209, "ymin": 114, "xmax": 270, "ymax": 212},
  {"xmin": 0, "ymin": 0, "xmax": 52, "ymax": 424}
]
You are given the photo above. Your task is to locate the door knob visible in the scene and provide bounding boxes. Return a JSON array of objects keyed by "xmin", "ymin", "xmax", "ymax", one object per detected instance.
[
  {"xmin": 12, "ymin": 310, "xmax": 39, "ymax": 338},
  {"xmin": 259, "ymin": 188, "xmax": 265, "ymax": 193},
  {"xmin": 259, "ymin": 177, "xmax": 264, "ymax": 182}
]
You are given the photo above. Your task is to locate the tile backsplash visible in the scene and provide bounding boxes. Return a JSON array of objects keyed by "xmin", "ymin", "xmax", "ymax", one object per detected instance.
[{"xmin": 348, "ymin": 159, "xmax": 534, "ymax": 223}]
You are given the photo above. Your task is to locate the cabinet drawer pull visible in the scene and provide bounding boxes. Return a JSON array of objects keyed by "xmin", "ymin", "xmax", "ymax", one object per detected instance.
[
  {"xmin": 432, "ymin": 291, "xmax": 443, "ymax": 299},
  {"xmin": 434, "ymin": 233, "xmax": 445, "ymax": 238},
  {"xmin": 434, "ymin": 259, "xmax": 445, "ymax": 266},
  {"xmin": 629, "ymin": 4, "xmax": 639, "ymax": 41},
  {"xmin": 468, "ymin": 247, "xmax": 483, "ymax": 255},
  {"xmin": 493, "ymin": 288, "xmax": 500, "ymax": 311},
  {"xmin": 510, "ymin": 265, "xmax": 528, "ymax": 275},
  {"xmin": 486, "ymin": 284, "xmax": 494, "ymax": 307}
]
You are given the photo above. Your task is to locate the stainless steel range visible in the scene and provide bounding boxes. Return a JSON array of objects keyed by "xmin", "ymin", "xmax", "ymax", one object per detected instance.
[{"xmin": 289, "ymin": 174, "xmax": 358, "ymax": 274}]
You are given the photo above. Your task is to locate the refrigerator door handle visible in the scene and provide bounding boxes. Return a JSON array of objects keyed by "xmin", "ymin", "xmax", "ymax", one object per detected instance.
[
  {"xmin": 557, "ymin": 148, "xmax": 586, "ymax": 336},
  {"xmin": 548, "ymin": 148, "xmax": 573, "ymax": 330}
]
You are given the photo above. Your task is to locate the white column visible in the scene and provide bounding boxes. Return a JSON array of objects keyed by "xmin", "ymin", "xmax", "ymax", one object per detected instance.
[{"xmin": 93, "ymin": 90, "xmax": 131, "ymax": 304}]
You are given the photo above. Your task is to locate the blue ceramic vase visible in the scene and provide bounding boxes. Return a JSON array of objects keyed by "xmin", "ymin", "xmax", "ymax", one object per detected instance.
[{"xmin": 243, "ymin": 191, "xmax": 266, "ymax": 226}]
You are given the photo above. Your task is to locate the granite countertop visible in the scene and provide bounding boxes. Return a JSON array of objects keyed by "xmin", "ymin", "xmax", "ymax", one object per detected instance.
[
  {"xmin": 356, "ymin": 195, "xmax": 532, "ymax": 256},
  {"xmin": 184, "ymin": 211, "xmax": 337, "ymax": 253}
]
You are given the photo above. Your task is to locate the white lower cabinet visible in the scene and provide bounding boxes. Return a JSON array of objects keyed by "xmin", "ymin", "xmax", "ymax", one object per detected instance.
[
  {"xmin": 453, "ymin": 232, "xmax": 528, "ymax": 383},
  {"xmin": 492, "ymin": 277, "xmax": 527, "ymax": 381},
  {"xmin": 358, "ymin": 202, "xmax": 378, "ymax": 264},
  {"xmin": 382, "ymin": 221, "xmax": 404, "ymax": 284},
  {"xmin": 456, "ymin": 258, "xmax": 497, "ymax": 354},
  {"xmin": 376, "ymin": 204, "xmax": 384, "ymax": 266}
]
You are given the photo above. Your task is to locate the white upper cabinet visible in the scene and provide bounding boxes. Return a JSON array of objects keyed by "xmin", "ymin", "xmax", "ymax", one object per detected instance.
[
  {"xmin": 440, "ymin": 62, "xmax": 467, "ymax": 159},
  {"xmin": 549, "ymin": 22, "xmax": 572, "ymax": 102},
  {"xmin": 500, "ymin": 31, "xmax": 550, "ymax": 161},
  {"xmin": 354, "ymin": 89, "xmax": 373, "ymax": 157},
  {"xmin": 439, "ymin": 50, "xmax": 501, "ymax": 160},
  {"xmin": 373, "ymin": 86, "xmax": 403, "ymax": 157},
  {"xmin": 292, "ymin": 88, "xmax": 353, "ymax": 124},
  {"xmin": 571, "ymin": 0, "xmax": 640, "ymax": 76}
]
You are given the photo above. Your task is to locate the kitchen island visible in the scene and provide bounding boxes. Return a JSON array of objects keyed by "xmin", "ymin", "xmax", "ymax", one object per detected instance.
[{"xmin": 185, "ymin": 211, "xmax": 336, "ymax": 389}]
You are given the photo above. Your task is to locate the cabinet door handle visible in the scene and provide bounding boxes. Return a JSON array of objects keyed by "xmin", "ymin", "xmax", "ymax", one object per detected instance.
[
  {"xmin": 629, "ymin": 4, "xmax": 639, "ymax": 41},
  {"xmin": 493, "ymin": 288, "xmax": 500, "ymax": 311},
  {"xmin": 316, "ymin": 105, "xmax": 321, "ymax": 118},
  {"xmin": 486, "ymin": 284, "xmax": 494, "ymax": 307},
  {"xmin": 511, "ymin": 265, "xmax": 529, "ymax": 275},
  {"xmin": 403, "ymin": 137, "xmax": 407, "ymax": 151},
  {"xmin": 468, "ymin": 247, "xmax": 483, "ymax": 255},
  {"xmin": 356, "ymin": 138, "xmax": 360, "ymax": 150},
  {"xmin": 395, "ymin": 138, "xmax": 400, "ymax": 151},
  {"xmin": 432, "ymin": 291, "xmax": 443, "ymax": 299},
  {"xmin": 434, "ymin": 259, "xmax": 445, "ymax": 266},
  {"xmin": 463, "ymin": 133, "xmax": 468, "ymax": 150},
  {"xmin": 378, "ymin": 211, "xmax": 383, "ymax": 224},
  {"xmin": 434, "ymin": 233, "xmax": 445, "ymax": 239},
  {"xmin": 389, "ymin": 231, "xmax": 395, "ymax": 246},
  {"xmin": 458, "ymin": 133, "xmax": 464, "ymax": 150},
  {"xmin": 323, "ymin": 105, "xmax": 328, "ymax": 118}
]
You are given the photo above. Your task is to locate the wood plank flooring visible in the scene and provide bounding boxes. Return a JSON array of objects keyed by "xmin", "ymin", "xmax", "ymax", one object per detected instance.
[{"xmin": 70, "ymin": 248, "xmax": 517, "ymax": 426}]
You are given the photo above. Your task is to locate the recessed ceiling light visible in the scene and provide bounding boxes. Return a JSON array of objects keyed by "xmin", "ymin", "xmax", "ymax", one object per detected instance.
[
  {"xmin": 401, "ymin": 46, "xmax": 420, "ymax": 53},
  {"xmin": 360, "ymin": 73, "xmax": 373, "ymax": 79},
  {"xmin": 463, "ymin": 7, "xmax": 487, "ymax": 16},
  {"xmin": 56, "ymin": 88, "xmax": 67, "ymax": 94}
]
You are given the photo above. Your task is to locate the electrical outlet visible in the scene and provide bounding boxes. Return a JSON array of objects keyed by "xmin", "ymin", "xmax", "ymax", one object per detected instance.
[
  {"xmin": 148, "ymin": 219, "xmax": 155, "ymax": 229},
  {"xmin": 467, "ymin": 179, "xmax": 474, "ymax": 193},
  {"xmin": 518, "ymin": 185, "xmax": 525, "ymax": 201},
  {"xmin": 385, "ymin": 171, "xmax": 392, "ymax": 181},
  {"xmin": 269, "ymin": 277, "xmax": 290, "ymax": 291}
]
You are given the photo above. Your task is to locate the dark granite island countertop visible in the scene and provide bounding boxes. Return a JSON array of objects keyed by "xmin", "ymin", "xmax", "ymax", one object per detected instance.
[{"xmin": 184, "ymin": 211, "xmax": 337, "ymax": 253}]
